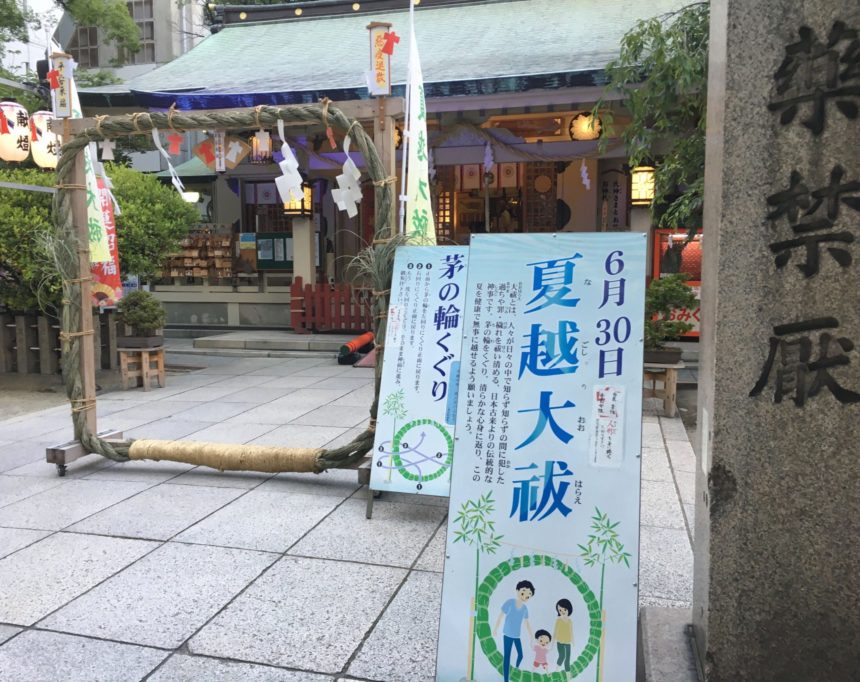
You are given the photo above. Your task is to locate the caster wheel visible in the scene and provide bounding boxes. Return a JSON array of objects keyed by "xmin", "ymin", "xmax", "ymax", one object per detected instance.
[{"xmin": 56, "ymin": 464, "xmax": 67, "ymax": 477}]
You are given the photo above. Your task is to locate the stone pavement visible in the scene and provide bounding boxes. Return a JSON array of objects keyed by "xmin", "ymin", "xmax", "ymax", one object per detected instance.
[{"xmin": 0, "ymin": 353, "xmax": 694, "ymax": 681}]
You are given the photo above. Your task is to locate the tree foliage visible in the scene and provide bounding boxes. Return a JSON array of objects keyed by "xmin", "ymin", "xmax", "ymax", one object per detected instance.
[
  {"xmin": 0, "ymin": 0, "xmax": 140, "ymax": 66},
  {"xmin": 0, "ymin": 165, "xmax": 198, "ymax": 312},
  {"xmin": 106, "ymin": 163, "xmax": 199, "ymax": 278},
  {"xmin": 597, "ymin": 2, "xmax": 709, "ymax": 230},
  {"xmin": 0, "ymin": 167, "xmax": 58, "ymax": 312}
]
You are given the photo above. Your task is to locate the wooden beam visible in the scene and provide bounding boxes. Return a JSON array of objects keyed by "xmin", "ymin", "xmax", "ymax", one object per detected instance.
[
  {"xmin": 67, "ymin": 120, "xmax": 98, "ymax": 436},
  {"xmin": 373, "ymin": 104, "xmax": 398, "ymax": 238},
  {"xmin": 45, "ymin": 430, "xmax": 124, "ymax": 468}
]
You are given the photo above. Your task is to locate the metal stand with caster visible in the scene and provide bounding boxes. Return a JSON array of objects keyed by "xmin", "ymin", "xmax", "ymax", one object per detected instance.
[
  {"xmin": 56, "ymin": 464, "xmax": 67, "ymax": 477},
  {"xmin": 45, "ymin": 429, "xmax": 123, "ymax": 478}
]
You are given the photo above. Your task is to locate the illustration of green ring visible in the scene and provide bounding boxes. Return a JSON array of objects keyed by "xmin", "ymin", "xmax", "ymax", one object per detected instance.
[
  {"xmin": 474, "ymin": 554, "xmax": 603, "ymax": 680},
  {"xmin": 391, "ymin": 418, "xmax": 454, "ymax": 482}
]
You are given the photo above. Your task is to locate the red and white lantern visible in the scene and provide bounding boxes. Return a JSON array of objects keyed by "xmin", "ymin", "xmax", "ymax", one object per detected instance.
[
  {"xmin": 0, "ymin": 101, "xmax": 30, "ymax": 162},
  {"xmin": 30, "ymin": 111, "xmax": 60, "ymax": 169}
]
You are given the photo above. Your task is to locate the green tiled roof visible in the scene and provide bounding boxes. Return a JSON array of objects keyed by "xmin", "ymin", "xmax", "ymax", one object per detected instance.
[{"xmin": 128, "ymin": 0, "xmax": 687, "ymax": 102}]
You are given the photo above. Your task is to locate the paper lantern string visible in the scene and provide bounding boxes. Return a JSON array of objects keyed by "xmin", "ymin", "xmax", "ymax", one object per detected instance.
[
  {"xmin": 382, "ymin": 31, "xmax": 400, "ymax": 55},
  {"xmin": 151, "ymin": 128, "xmax": 185, "ymax": 195},
  {"xmin": 167, "ymin": 133, "xmax": 183, "ymax": 156},
  {"xmin": 46, "ymin": 69, "xmax": 61, "ymax": 89},
  {"xmin": 331, "ymin": 134, "xmax": 362, "ymax": 218},
  {"xmin": 274, "ymin": 118, "xmax": 304, "ymax": 204}
]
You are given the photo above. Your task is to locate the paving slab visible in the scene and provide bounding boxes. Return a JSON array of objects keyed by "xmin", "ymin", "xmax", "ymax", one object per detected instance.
[
  {"xmin": 123, "ymin": 419, "xmax": 210, "ymax": 441},
  {"xmin": 249, "ymin": 424, "xmax": 349, "ymax": 449},
  {"xmin": 0, "ymin": 532, "xmax": 157, "ymax": 625},
  {"xmin": 665, "ymin": 438, "xmax": 697, "ymax": 473},
  {"xmin": 0, "ymin": 479, "xmax": 150, "ymax": 530},
  {"xmin": 41, "ymin": 542, "xmax": 277, "ymax": 649},
  {"xmin": 176, "ymin": 489, "xmax": 339, "ymax": 552},
  {"xmin": 149, "ymin": 654, "xmax": 333, "ymax": 681},
  {"xmin": 3, "ymin": 453, "xmax": 114, "ymax": 479},
  {"xmin": 260, "ymin": 374, "xmax": 331, "ymax": 388},
  {"xmin": 179, "ymin": 422, "xmax": 278, "ymax": 445},
  {"xmin": 414, "ymin": 524, "xmax": 447, "ymax": 573},
  {"xmin": 165, "ymin": 385, "xmax": 248, "ymax": 402},
  {"xmin": 659, "ymin": 417, "xmax": 689, "ymax": 442},
  {"xmin": 637, "ymin": 607, "xmax": 698, "ymax": 682},
  {"xmin": 256, "ymin": 468, "xmax": 361, "ymax": 499},
  {"xmin": 0, "ymin": 475, "xmax": 62, "ymax": 508},
  {"xmin": 202, "ymin": 374, "xmax": 283, "ymax": 389},
  {"xmin": 84, "ymin": 459, "xmax": 194, "ymax": 484},
  {"xmin": 188, "ymin": 555, "xmax": 406, "ymax": 674},
  {"xmin": 220, "ymin": 387, "xmax": 295, "ymax": 404},
  {"xmin": 641, "ymin": 447, "xmax": 673, "ymax": 482},
  {"xmin": 69, "ymin": 484, "xmax": 244, "ymax": 541},
  {"xmin": 291, "ymin": 365, "xmax": 349, "ymax": 378},
  {"xmin": 169, "ymin": 467, "xmax": 274, "ymax": 490},
  {"xmin": 348, "ymin": 570, "xmax": 442, "ymax": 682},
  {"xmin": 310, "ymin": 377, "xmax": 372, "ymax": 392},
  {"xmin": 289, "ymin": 405, "xmax": 369, "ymax": 428},
  {"xmin": 330, "ymin": 386, "xmax": 376, "ymax": 407},
  {"xmin": 0, "ymin": 630, "xmax": 167, "ymax": 682},
  {"xmin": 289, "ymin": 498, "xmax": 446, "ymax": 568},
  {"xmin": 322, "ymin": 426, "xmax": 368, "ymax": 450},
  {"xmin": 0, "ymin": 527, "xmax": 51, "ymax": 559},
  {"xmin": 161, "ymin": 401, "xmax": 259, "ymax": 423},
  {"xmin": 0, "ymin": 624, "xmax": 20, "ymax": 645},
  {"xmin": 674, "ymin": 470, "xmax": 696, "ymax": 506},
  {"xmin": 638, "ymin": 526, "xmax": 694, "ymax": 605},
  {"xmin": 640, "ymin": 480, "xmax": 687, "ymax": 530},
  {"xmin": 0, "ymin": 440, "xmax": 56, "ymax": 474}
]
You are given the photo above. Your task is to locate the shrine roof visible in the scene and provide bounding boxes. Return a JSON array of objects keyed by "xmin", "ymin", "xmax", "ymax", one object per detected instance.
[{"xmin": 113, "ymin": 0, "xmax": 687, "ymax": 109}]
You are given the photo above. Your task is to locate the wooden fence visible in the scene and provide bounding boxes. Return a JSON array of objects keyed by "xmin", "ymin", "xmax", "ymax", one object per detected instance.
[
  {"xmin": 290, "ymin": 277, "xmax": 373, "ymax": 334},
  {"xmin": 0, "ymin": 309, "xmax": 120, "ymax": 375}
]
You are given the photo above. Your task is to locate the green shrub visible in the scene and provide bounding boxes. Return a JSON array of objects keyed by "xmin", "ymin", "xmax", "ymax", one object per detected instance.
[
  {"xmin": 645, "ymin": 274, "xmax": 698, "ymax": 349},
  {"xmin": 117, "ymin": 290, "xmax": 165, "ymax": 334}
]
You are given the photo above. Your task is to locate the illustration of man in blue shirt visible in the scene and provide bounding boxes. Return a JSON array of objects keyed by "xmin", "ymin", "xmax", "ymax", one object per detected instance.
[{"xmin": 492, "ymin": 580, "xmax": 535, "ymax": 682}]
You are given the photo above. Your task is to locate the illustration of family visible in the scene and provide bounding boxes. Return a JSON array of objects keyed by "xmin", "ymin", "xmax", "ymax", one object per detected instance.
[{"xmin": 492, "ymin": 580, "xmax": 575, "ymax": 681}]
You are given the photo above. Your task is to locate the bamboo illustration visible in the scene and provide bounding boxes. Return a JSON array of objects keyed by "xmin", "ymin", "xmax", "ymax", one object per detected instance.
[
  {"xmin": 578, "ymin": 508, "xmax": 631, "ymax": 682},
  {"xmin": 381, "ymin": 390, "xmax": 406, "ymax": 481},
  {"xmin": 453, "ymin": 491, "xmax": 503, "ymax": 681}
]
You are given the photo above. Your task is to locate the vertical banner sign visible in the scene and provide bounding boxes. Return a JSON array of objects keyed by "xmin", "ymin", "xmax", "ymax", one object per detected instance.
[
  {"xmin": 67, "ymin": 72, "xmax": 111, "ymax": 264},
  {"xmin": 367, "ymin": 22, "xmax": 392, "ymax": 96},
  {"xmin": 91, "ymin": 176, "xmax": 123, "ymax": 308},
  {"xmin": 437, "ymin": 233, "xmax": 646, "ymax": 682},
  {"xmin": 49, "ymin": 53, "xmax": 73, "ymax": 119},
  {"xmin": 213, "ymin": 131, "xmax": 227, "ymax": 172},
  {"xmin": 403, "ymin": 24, "xmax": 436, "ymax": 244},
  {"xmin": 371, "ymin": 245, "xmax": 468, "ymax": 496}
]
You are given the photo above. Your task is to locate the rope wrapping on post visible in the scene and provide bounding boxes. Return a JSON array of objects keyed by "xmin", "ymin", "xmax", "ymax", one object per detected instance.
[{"xmin": 53, "ymin": 103, "xmax": 396, "ymax": 471}]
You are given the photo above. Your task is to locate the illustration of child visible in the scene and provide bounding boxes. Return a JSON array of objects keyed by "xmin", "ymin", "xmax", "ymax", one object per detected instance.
[
  {"xmin": 533, "ymin": 630, "xmax": 552, "ymax": 670},
  {"xmin": 553, "ymin": 598, "xmax": 574, "ymax": 671}
]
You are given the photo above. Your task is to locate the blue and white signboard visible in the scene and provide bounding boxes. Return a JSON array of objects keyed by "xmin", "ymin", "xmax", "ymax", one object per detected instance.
[
  {"xmin": 371, "ymin": 245, "xmax": 469, "ymax": 496},
  {"xmin": 436, "ymin": 233, "xmax": 646, "ymax": 682}
]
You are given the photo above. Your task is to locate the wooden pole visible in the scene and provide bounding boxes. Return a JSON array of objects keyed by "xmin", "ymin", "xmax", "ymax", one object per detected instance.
[
  {"xmin": 373, "ymin": 111, "xmax": 398, "ymax": 237},
  {"xmin": 67, "ymin": 119, "xmax": 98, "ymax": 435}
]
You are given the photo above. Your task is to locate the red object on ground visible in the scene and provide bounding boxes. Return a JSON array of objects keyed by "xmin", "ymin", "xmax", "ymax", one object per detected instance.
[{"xmin": 340, "ymin": 331, "xmax": 375, "ymax": 355}]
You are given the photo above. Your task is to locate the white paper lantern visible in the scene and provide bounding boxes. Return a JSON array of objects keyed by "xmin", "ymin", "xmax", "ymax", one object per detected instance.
[
  {"xmin": 0, "ymin": 101, "xmax": 30, "ymax": 162},
  {"xmin": 30, "ymin": 111, "xmax": 60, "ymax": 169}
]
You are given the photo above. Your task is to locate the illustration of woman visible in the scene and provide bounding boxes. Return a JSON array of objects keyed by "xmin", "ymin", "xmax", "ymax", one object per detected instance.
[{"xmin": 553, "ymin": 598, "xmax": 574, "ymax": 672}]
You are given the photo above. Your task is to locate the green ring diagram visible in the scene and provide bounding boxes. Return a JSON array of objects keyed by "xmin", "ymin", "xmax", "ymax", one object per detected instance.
[
  {"xmin": 391, "ymin": 418, "xmax": 454, "ymax": 483},
  {"xmin": 474, "ymin": 554, "xmax": 603, "ymax": 680}
]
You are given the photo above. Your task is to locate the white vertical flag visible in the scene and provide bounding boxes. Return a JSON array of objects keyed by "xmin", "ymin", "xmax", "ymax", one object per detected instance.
[{"xmin": 401, "ymin": 14, "xmax": 436, "ymax": 245}]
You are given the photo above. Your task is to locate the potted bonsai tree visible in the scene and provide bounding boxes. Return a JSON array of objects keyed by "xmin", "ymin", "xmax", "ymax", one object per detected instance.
[
  {"xmin": 117, "ymin": 290, "xmax": 166, "ymax": 348},
  {"xmin": 644, "ymin": 274, "xmax": 698, "ymax": 364}
]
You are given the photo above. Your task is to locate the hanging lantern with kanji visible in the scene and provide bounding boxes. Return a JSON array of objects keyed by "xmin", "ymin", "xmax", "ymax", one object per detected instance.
[
  {"xmin": 30, "ymin": 111, "xmax": 60, "ymax": 169},
  {"xmin": 0, "ymin": 101, "xmax": 31, "ymax": 162}
]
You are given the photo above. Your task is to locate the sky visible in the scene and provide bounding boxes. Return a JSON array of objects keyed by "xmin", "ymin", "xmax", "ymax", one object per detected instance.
[{"xmin": 3, "ymin": 0, "xmax": 63, "ymax": 76}]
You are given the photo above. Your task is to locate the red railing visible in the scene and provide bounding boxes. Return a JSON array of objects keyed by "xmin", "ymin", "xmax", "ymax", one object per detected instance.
[{"xmin": 290, "ymin": 277, "xmax": 374, "ymax": 334}]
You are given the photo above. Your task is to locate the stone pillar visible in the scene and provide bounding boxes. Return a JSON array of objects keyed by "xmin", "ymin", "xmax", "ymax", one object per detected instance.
[
  {"xmin": 695, "ymin": 1, "xmax": 860, "ymax": 680},
  {"xmin": 292, "ymin": 217, "xmax": 316, "ymax": 284}
]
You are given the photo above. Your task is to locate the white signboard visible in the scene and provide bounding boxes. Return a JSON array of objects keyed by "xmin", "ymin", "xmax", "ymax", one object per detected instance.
[
  {"xmin": 436, "ymin": 233, "xmax": 646, "ymax": 682},
  {"xmin": 371, "ymin": 245, "xmax": 468, "ymax": 496}
]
